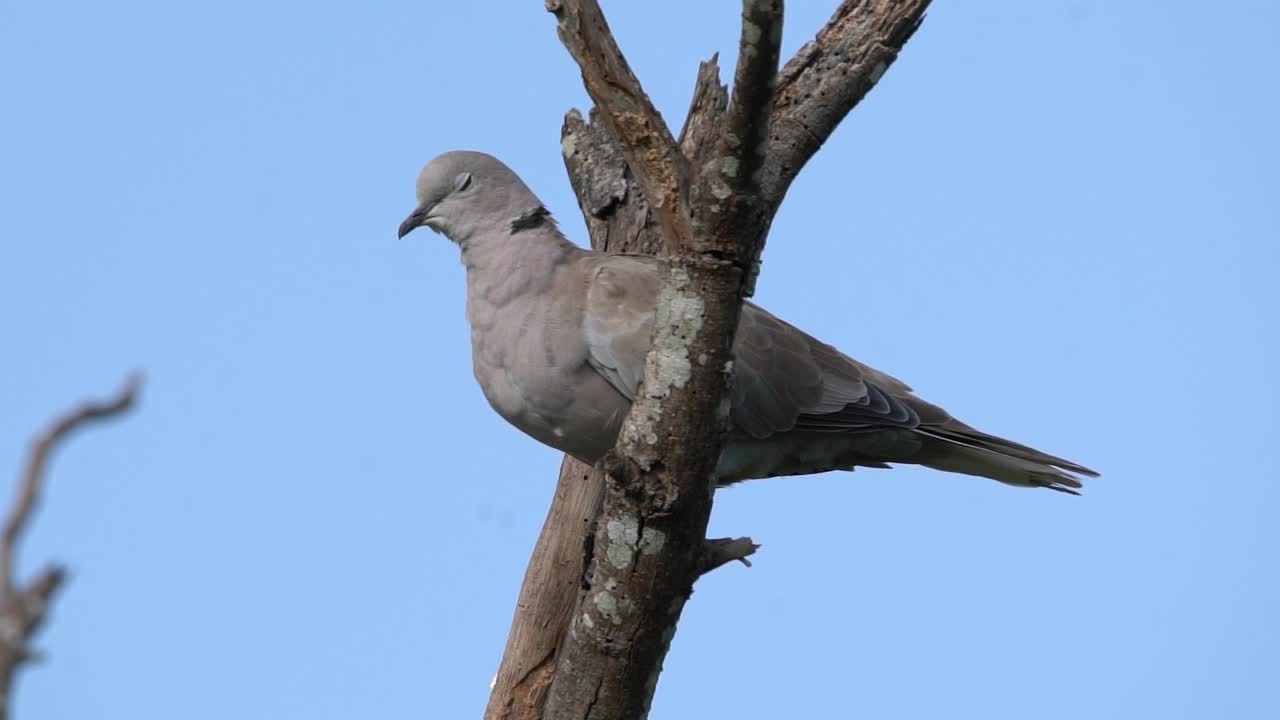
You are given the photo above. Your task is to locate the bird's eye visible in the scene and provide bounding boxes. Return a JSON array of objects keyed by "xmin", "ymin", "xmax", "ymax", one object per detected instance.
[{"xmin": 453, "ymin": 172, "xmax": 473, "ymax": 193}]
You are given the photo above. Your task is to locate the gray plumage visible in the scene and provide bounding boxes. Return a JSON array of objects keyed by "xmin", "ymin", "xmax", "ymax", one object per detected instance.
[{"xmin": 398, "ymin": 151, "xmax": 1098, "ymax": 494}]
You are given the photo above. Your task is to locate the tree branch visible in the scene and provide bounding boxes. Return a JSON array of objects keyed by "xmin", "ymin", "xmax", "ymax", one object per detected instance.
[
  {"xmin": 484, "ymin": 457, "xmax": 602, "ymax": 720},
  {"xmin": 700, "ymin": 537, "xmax": 760, "ymax": 575},
  {"xmin": 720, "ymin": 0, "xmax": 784, "ymax": 196},
  {"xmin": 690, "ymin": 0, "xmax": 785, "ymax": 297},
  {"xmin": 0, "ymin": 373, "xmax": 141, "ymax": 720},
  {"xmin": 541, "ymin": 2, "xmax": 784, "ymax": 718},
  {"xmin": 760, "ymin": 0, "xmax": 931, "ymax": 213},
  {"xmin": 545, "ymin": 0, "xmax": 693, "ymax": 253}
]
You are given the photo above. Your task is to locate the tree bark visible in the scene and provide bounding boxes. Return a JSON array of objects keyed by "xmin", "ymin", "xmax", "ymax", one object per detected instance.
[
  {"xmin": 486, "ymin": 2, "xmax": 930, "ymax": 718},
  {"xmin": 542, "ymin": 2, "xmax": 783, "ymax": 718}
]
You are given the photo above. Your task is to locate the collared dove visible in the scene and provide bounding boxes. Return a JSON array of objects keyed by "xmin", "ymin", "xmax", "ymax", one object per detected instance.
[{"xmin": 398, "ymin": 151, "xmax": 1098, "ymax": 494}]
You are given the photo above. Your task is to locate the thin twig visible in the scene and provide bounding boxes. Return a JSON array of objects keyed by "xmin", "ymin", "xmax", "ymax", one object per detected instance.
[{"xmin": 2, "ymin": 373, "xmax": 141, "ymax": 598}]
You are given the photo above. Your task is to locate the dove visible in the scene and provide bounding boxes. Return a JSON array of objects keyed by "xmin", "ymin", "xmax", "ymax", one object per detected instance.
[{"xmin": 398, "ymin": 151, "xmax": 1097, "ymax": 493}]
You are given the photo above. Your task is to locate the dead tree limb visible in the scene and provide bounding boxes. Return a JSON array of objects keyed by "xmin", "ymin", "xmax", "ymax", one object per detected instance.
[
  {"xmin": 0, "ymin": 374, "xmax": 141, "ymax": 720},
  {"xmin": 761, "ymin": 0, "xmax": 930, "ymax": 213},
  {"xmin": 540, "ymin": 2, "xmax": 784, "ymax": 718},
  {"xmin": 486, "ymin": 2, "xmax": 929, "ymax": 718},
  {"xmin": 546, "ymin": 0, "xmax": 693, "ymax": 253},
  {"xmin": 700, "ymin": 536, "xmax": 761, "ymax": 575}
]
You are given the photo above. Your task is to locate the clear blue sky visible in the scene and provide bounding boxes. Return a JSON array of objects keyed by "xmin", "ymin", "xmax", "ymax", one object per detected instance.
[{"xmin": 3, "ymin": 1, "xmax": 1277, "ymax": 718}]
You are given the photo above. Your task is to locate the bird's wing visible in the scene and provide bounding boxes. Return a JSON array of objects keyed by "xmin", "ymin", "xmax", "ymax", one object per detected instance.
[
  {"xmin": 580, "ymin": 254, "xmax": 661, "ymax": 401},
  {"xmin": 579, "ymin": 254, "xmax": 937, "ymax": 436},
  {"xmin": 730, "ymin": 302, "xmax": 948, "ymax": 438}
]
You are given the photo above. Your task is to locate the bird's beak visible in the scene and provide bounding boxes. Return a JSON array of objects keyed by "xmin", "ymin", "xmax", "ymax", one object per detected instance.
[{"xmin": 398, "ymin": 205, "xmax": 430, "ymax": 239}]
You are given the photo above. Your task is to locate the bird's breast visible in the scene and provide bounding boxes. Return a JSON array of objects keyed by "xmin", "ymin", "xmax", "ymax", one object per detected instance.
[{"xmin": 466, "ymin": 293, "xmax": 629, "ymax": 463}]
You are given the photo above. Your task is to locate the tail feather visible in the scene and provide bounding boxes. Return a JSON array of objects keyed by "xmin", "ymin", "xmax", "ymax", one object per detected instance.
[{"xmin": 914, "ymin": 424, "xmax": 1098, "ymax": 495}]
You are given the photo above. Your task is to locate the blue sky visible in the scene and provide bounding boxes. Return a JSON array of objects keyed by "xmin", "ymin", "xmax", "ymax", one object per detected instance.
[{"xmin": 2, "ymin": 1, "xmax": 1277, "ymax": 718}]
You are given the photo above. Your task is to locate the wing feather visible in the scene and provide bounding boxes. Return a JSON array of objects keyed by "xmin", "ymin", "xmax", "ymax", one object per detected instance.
[{"xmin": 581, "ymin": 256, "xmax": 955, "ymax": 441}]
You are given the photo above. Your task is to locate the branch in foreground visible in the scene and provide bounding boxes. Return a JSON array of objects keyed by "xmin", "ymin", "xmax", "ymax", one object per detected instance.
[
  {"xmin": 541, "ymin": 2, "xmax": 784, "ymax": 718},
  {"xmin": 0, "ymin": 373, "xmax": 141, "ymax": 720}
]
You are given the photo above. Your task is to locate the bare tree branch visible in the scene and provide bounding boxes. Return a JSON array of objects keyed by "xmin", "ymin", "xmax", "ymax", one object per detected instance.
[
  {"xmin": 1, "ymin": 374, "xmax": 141, "ymax": 597},
  {"xmin": 484, "ymin": 457, "xmax": 602, "ymax": 720},
  {"xmin": 700, "ymin": 536, "xmax": 760, "ymax": 575},
  {"xmin": 545, "ymin": 0, "xmax": 693, "ymax": 253},
  {"xmin": 719, "ymin": 0, "xmax": 784, "ymax": 196},
  {"xmin": 690, "ymin": 0, "xmax": 785, "ymax": 298},
  {"xmin": 541, "ymin": 2, "xmax": 785, "ymax": 718},
  {"xmin": 761, "ymin": 0, "xmax": 931, "ymax": 213},
  {"xmin": 0, "ymin": 373, "xmax": 141, "ymax": 720}
]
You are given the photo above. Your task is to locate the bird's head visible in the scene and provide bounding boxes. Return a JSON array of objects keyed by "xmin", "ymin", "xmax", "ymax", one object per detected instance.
[{"xmin": 397, "ymin": 151, "xmax": 547, "ymax": 246}]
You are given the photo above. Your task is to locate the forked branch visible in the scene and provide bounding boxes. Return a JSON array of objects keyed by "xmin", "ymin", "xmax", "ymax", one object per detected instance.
[{"xmin": 545, "ymin": 0, "xmax": 693, "ymax": 252}]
